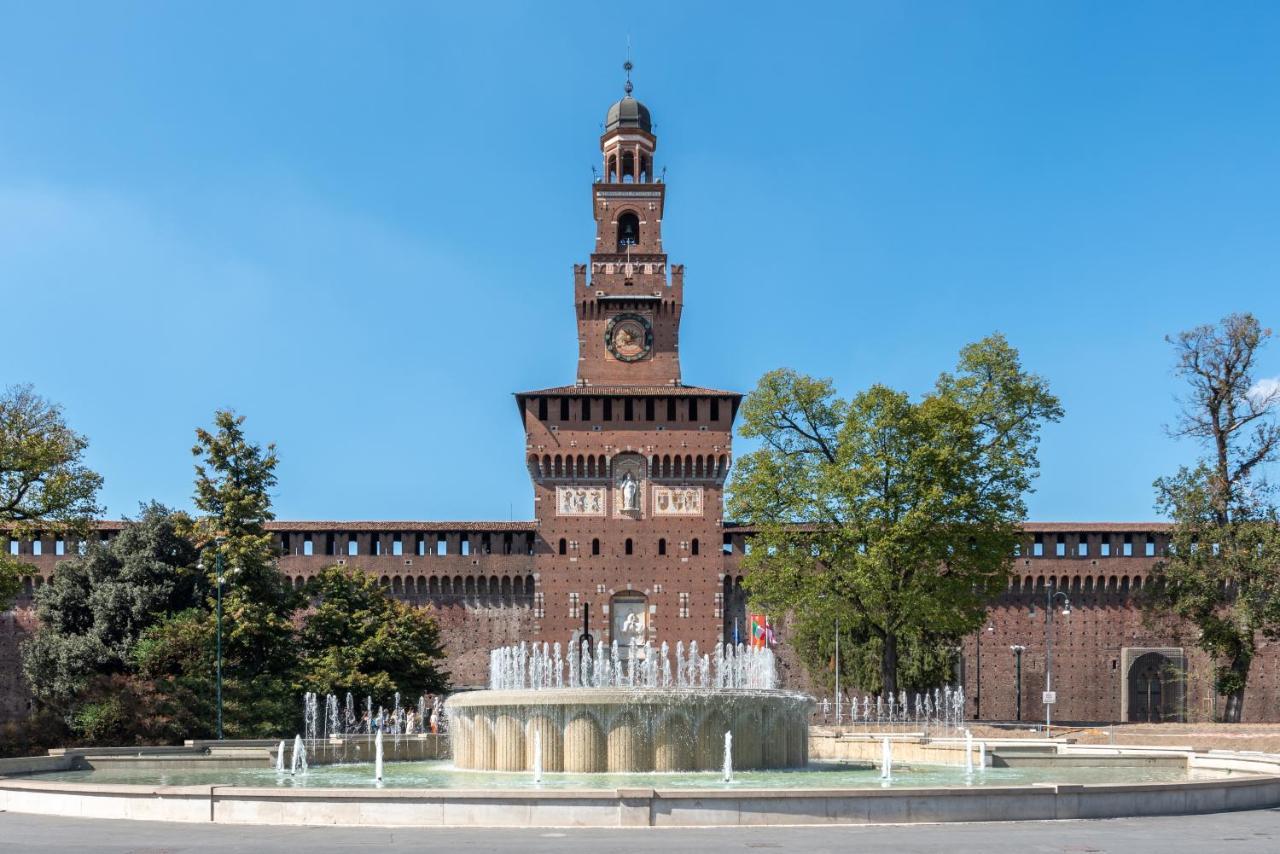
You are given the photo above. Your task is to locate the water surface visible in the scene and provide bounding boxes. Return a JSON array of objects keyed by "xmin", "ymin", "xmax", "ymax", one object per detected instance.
[{"xmin": 31, "ymin": 760, "xmax": 1247, "ymax": 790}]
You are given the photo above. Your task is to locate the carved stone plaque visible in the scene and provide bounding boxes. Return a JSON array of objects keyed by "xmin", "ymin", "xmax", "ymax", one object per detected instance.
[
  {"xmin": 556, "ymin": 486, "xmax": 606, "ymax": 516},
  {"xmin": 653, "ymin": 485, "xmax": 703, "ymax": 516},
  {"xmin": 611, "ymin": 595, "xmax": 648, "ymax": 649}
]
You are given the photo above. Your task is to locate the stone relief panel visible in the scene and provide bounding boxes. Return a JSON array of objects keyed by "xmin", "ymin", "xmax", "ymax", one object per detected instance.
[
  {"xmin": 612, "ymin": 453, "xmax": 647, "ymax": 518},
  {"xmin": 652, "ymin": 485, "xmax": 704, "ymax": 516},
  {"xmin": 610, "ymin": 594, "xmax": 648, "ymax": 651},
  {"xmin": 556, "ymin": 486, "xmax": 606, "ymax": 517}
]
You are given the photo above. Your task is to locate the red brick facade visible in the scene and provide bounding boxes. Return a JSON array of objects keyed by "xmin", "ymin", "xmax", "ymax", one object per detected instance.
[{"xmin": 4, "ymin": 89, "xmax": 1280, "ymax": 724}]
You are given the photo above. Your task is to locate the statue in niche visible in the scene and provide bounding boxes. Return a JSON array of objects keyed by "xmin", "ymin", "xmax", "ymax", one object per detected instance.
[{"xmin": 620, "ymin": 471, "xmax": 639, "ymax": 511}]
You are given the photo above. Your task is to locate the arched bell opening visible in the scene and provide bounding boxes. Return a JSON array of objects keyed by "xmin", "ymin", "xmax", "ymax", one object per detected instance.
[{"xmin": 616, "ymin": 211, "xmax": 640, "ymax": 250}]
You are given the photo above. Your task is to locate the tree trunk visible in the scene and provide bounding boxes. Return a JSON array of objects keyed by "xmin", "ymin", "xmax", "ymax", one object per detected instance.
[
  {"xmin": 881, "ymin": 632, "xmax": 898, "ymax": 698},
  {"xmin": 1223, "ymin": 656, "xmax": 1250, "ymax": 723}
]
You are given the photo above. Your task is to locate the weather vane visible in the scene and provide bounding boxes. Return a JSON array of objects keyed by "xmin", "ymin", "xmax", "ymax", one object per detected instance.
[{"xmin": 624, "ymin": 36, "xmax": 633, "ymax": 95}]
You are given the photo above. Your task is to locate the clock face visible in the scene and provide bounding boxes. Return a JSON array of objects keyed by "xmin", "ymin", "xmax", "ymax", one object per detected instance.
[{"xmin": 605, "ymin": 313, "xmax": 652, "ymax": 362}]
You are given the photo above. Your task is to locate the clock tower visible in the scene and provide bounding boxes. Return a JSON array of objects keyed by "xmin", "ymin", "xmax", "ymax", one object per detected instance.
[
  {"xmin": 517, "ymin": 65, "xmax": 740, "ymax": 657},
  {"xmin": 576, "ymin": 62, "xmax": 682, "ymax": 387}
]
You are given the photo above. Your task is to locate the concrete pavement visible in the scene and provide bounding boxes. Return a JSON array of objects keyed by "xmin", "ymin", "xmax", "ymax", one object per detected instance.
[{"xmin": 0, "ymin": 808, "xmax": 1277, "ymax": 853}]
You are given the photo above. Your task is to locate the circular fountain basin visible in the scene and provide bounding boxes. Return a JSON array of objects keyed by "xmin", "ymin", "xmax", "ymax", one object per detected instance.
[
  {"xmin": 446, "ymin": 688, "xmax": 813, "ymax": 772},
  {"xmin": 3, "ymin": 739, "xmax": 1280, "ymax": 827}
]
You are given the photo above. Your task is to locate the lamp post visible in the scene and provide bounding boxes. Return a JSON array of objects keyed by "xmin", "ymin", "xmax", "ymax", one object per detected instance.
[
  {"xmin": 201, "ymin": 538, "xmax": 232, "ymax": 740},
  {"xmin": 1010, "ymin": 645, "xmax": 1026, "ymax": 721},
  {"xmin": 975, "ymin": 623, "xmax": 994, "ymax": 720},
  {"xmin": 215, "ymin": 547, "xmax": 224, "ymax": 740},
  {"xmin": 834, "ymin": 615, "xmax": 841, "ymax": 725},
  {"xmin": 1043, "ymin": 582, "xmax": 1071, "ymax": 732}
]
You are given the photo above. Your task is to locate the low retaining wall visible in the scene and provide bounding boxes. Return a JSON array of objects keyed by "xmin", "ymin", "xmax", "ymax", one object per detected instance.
[{"xmin": 3, "ymin": 773, "xmax": 1279, "ymax": 827}]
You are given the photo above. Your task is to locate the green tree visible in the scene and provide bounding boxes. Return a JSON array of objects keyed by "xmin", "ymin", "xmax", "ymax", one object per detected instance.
[
  {"xmin": 0, "ymin": 384, "xmax": 103, "ymax": 608},
  {"xmin": 19, "ymin": 503, "xmax": 200, "ymax": 741},
  {"xmin": 729, "ymin": 335, "xmax": 1062, "ymax": 697},
  {"xmin": 298, "ymin": 564, "xmax": 449, "ymax": 701},
  {"xmin": 145, "ymin": 410, "xmax": 299, "ymax": 738},
  {"xmin": 1144, "ymin": 313, "xmax": 1280, "ymax": 723}
]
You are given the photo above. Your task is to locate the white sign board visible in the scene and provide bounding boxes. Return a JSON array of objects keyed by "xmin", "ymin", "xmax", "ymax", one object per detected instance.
[{"xmin": 1042, "ymin": 691, "xmax": 1057, "ymax": 705}]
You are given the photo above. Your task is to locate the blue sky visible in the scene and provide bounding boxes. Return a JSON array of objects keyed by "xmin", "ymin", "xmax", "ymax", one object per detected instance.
[{"xmin": 2, "ymin": 1, "xmax": 1277, "ymax": 523}]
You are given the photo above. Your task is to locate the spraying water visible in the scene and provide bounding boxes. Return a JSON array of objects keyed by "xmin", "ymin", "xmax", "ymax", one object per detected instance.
[
  {"xmin": 978, "ymin": 740, "xmax": 987, "ymax": 773},
  {"xmin": 722, "ymin": 731, "xmax": 733, "ymax": 783},
  {"xmin": 275, "ymin": 740, "xmax": 285, "ymax": 773},
  {"xmin": 964, "ymin": 729, "xmax": 974, "ymax": 775},
  {"xmin": 532, "ymin": 730, "xmax": 543, "ymax": 785},
  {"xmin": 487, "ymin": 639, "xmax": 779, "ymax": 690},
  {"xmin": 374, "ymin": 728, "xmax": 384, "ymax": 784},
  {"xmin": 880, "ymin": 737, "xmax": 892, "ymax": 781},
  {"xmin": 290, "ymin": 734, "xmax": 307, "ymax": 776}
]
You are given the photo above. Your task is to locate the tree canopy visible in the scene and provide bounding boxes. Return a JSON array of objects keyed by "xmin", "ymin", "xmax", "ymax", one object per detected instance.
[
  {"xmin": 0, "ymin": 384, "xmax": 103, "ymax": 609},
  {"xmin": 299, "ymin": 564, "xmax": 449, "ymax": 702},
  {"xmin": 1144, "ymin": 313, "xmax": 1280, "ymax": 722},
  {"xmin": 141, "ymin": 410, "xmax": 299, "ymax": 738},
  {"xmin": 728, "ymin": 335, "xmax": 1062, "ymax": 696},
  {"xmin": 20, "ymin": 503, "xmax": 200, "ymax": 740}
]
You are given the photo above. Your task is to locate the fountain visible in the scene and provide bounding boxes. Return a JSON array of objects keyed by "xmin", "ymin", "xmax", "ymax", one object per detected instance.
[
  {"xmin": 290, "ymin": 734, "xmax": 307, "ymax": 775},
  {"xmin": 964, "ymin": 729, "xmax": 974, "ymax": 775},
  {"xmin": 532, "ymin": 730, "xmax": 543, "ymax": 785},
  {"xmin": 374, "ymin": 728, "xmax": 384, "ymax": 784},
  {"xmin": 880, "ymin": 737, "xmax": 892, "ymax": 780},
  {"xmin": 274, "ymin": 739, "xmax": 285, "ymax": 773},
  {"xmin": 447, "ymin": 639, "xmax": 812, "ymax": 772},
  {"xmin": 722, "ymin": 731, "xmax": 733, "ymax": 783}
]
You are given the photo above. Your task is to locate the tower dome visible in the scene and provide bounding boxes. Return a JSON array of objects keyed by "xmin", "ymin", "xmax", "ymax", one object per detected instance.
[
  {"xmin": 600, "ymin": 61, "xmax": 657, "ymax": 184},
  {"xmin": 605, "ymin": 95, "xmax": 651, "ymax": 133}
]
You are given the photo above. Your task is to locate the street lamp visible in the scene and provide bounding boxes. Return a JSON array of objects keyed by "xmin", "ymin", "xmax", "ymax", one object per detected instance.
[
  {"xmin": 199, "ymin": 538, "xmax": 233, "ymax": 740},
  {"xmin": 834, "ymin": 615, "xmax": 841, "ymax": 726},
  {"xmin": 975, "ymin": 623, "xmax": 994, "ymax": 720},
  {"xmin": 1010, "ymin": 645, "xmax": 1026, "ymax": 721},
  {"xmin": 1043, "ymin": 581, "xmax": 1071, "ymax": 732}
]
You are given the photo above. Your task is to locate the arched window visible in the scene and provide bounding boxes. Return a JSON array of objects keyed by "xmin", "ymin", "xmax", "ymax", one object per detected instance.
[
  {"xmin": 658, "ymin": 538, "xmax": 667, "ymax": 556},
  {"xmin": 592, "ymin": 538, "xmax": 600, "ymax": 556},
  {"xmin": 616, "ymin": 212, "xmax": 639, "ymax": 250},
  {"xmin": 691, "ymin": 538, "xmax": 700, "ymax": 555},
  {"xmin": 558, "ymin": 538, "xmax": 567, "ymax": 556},
  {"xmin": 625, "ymin": 538, "xmax": 634, "ymax": 555}
]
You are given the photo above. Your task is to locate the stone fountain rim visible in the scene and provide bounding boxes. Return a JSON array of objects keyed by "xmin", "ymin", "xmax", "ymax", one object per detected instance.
[{"xmin": 446, "ymin": 687, "xmax": 815, "ymax": 707}]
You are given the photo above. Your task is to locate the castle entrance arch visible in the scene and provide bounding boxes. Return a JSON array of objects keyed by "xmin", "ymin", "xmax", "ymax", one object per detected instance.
[{"xmin": 1121, "ymin": 648, "xmax": 1186, "ymax": 722}]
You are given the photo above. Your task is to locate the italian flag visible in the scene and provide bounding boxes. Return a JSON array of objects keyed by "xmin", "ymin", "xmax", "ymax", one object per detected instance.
[{"xmin": 749, "ymin": 614, "xmax": 773, "ymax": 649}]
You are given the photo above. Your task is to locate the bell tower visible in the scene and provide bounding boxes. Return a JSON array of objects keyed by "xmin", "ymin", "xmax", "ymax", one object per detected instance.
[
  {"xmin": 575, "ymin": 61, "xmax": 683, "ymax": 387},
  {"xmin": 518, "ymin": 64, "xmax": 738, "ymax": 659}
]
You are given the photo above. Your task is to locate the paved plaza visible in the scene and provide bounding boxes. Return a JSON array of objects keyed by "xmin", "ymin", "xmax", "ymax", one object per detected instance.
[{"xmin": 2, "ymin": 809, "xmax": 1278, "ymax": 853}]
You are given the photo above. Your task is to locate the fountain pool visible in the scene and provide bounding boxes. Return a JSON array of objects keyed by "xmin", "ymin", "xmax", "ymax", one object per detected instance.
[{"xmin": 23, "ymin": 757, "xmax": 1245, "ymax": 790}]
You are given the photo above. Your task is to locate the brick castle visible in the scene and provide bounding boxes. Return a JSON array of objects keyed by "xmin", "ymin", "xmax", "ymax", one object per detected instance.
[{"xmin": 6, "ymin": 78, "xmax": 1279, "ymax": 725}]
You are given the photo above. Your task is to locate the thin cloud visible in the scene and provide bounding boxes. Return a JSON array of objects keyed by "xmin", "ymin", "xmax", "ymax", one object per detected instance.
[{"xmin": 1247, "ymin": 377, "xmax": 1280, "ymax": 408}]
